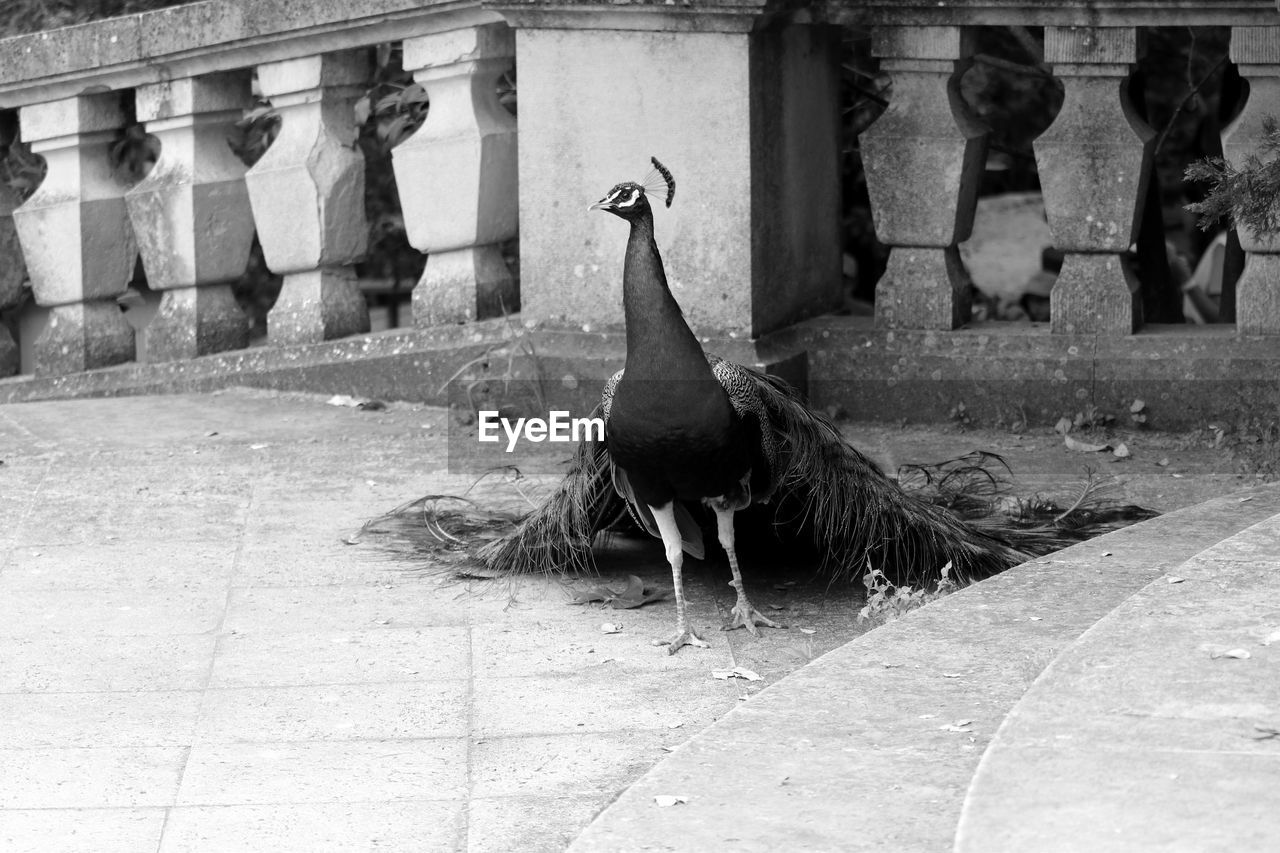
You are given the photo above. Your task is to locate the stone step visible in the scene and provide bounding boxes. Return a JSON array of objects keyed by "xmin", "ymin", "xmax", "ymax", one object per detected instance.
[
  {"xmin": 955, "ymin": 510, "xmax": 1280, "ymax": 853},
  {"xmin": 565, "ymin": 484, "xmax": 1280, "ymax": 853}
]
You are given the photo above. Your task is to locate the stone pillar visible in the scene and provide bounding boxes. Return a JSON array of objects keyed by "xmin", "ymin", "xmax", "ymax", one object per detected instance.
[
  {"xmin": 499, "ymin": 6, "xmax": 840, "ymax": 338},
  {"xmin": 861, "ymin": 27, "xmax": 988, "ymax": 331},
  {"xmin": 125, "ymin": 72, "xmax": 255, "ymax": 361},
  {"xmin": 11, "ymin": 93, "xmax": 136, "ymax": 375},
  {"xmin": 392, "ymin": 24, "xmax": 518, "ymax": 327},
  {"xmin": 1036, "ymin": 27, "xmax": 1153, "ymax": 335},
  {"xmin": 244, "ymin": 52, "xmax": 370, "ymax": 346},
  {"xmin": 1226, "ymin": 27, "xmax": 1280, "ymax": 335}
]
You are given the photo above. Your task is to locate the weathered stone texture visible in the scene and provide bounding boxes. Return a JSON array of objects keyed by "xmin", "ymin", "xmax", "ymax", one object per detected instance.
[
  {"xmin": 862, "ymin": 26, "xmax": 986, "ymax": 331},
  {"xmin": 126, "ymin": 72, "xmax": 255, "ymax": 362},
  {"xmin": 1226, "ymin": 27, "xmax": 1280, "ymax": 335},
  {"xmin": 515, "ymin": 20, "xmax": 839, "ymax": 337},
  {"xmin": 1036, "ymin": 26, "xmax": 1150, "ymax": 335},
  {"xmin": 245, "ymin": 51, "xmax": 370, "ymax": 345},
  {"xmin": 392, "ymin": 24, "xmax": 518, "ymax": 327},
  {"xmin": 11, "ymin": 92, "xmax": 137, "ymax": 374}
]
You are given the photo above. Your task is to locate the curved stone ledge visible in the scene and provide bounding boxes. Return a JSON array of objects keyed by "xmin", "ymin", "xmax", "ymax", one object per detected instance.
[
  {"xmin": 563, "ymin": 483, "xmax": 1280, "ymax": 852},
  {"xmin": 956, "ymin": 511, "xmax": 1280, "ymax": 852}
]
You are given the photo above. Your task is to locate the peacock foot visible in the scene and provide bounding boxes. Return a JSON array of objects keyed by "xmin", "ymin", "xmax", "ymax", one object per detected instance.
[
  {"xmin": 653, "ymin": 627, "xmax": 710, "ymax": 655},
  {"xmin": 723, "ymin": 599, "xmax": 786, "ymax": 636}
]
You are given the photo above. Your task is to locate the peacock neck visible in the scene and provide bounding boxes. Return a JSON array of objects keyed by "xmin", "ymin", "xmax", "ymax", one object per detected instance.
[{"xmin": 621, "ymin": 213, "xmax": 710, "ymax": 380}]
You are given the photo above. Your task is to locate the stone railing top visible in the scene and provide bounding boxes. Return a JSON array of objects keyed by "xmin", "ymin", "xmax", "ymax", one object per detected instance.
[
  {"xmin": 0, "ymin": 0, "xmax": 502, "ymax": 109},
  {"xmin": 822, "ymin": 0, "xmax": 1280, "ymax": 27}
]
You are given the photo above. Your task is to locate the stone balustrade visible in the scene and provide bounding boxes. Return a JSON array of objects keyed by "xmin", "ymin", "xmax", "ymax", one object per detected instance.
[{"xmin": 1, "ymin": 0, "xmax": 1279, "ymax": 389}]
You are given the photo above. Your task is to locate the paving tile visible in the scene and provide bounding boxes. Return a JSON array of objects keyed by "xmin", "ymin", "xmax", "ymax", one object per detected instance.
[
  {"xmin": 208, "ymin": 627, "xmax": 468, "ymax": 688},
  {"xmin": 194, "ymin": 682, "xmax": 469, "ymax": 743},
  {"xmin": 0, "ymin": 690, "xmax": 203, "ymax": 749},
  {"xmin": 159, "ymin": 799, "xmax": 464, "ymax": 853},
  {"xmin": 10, "ymin": 491, "xmax": 250, "ymax": 547},
  {"xmin": 468, "ymin": 794, "xmax": 606, "ymax": 853},
  {"xmin": 0, "ymin": 635, "xmax": 216, "ymax": 693},
  {"xmin": 0, "ymin": 746, "xmax": 187, "ymax": 808},
  {"xmin": 0, "ymin": 586, "xmax": 226, "ymax": 637},
  {"xmin": 0, "ymin": 807, "xmax": 167, "ymax": 853},
  {"xmin": 176, "ymin": 738, "xmax": 467, "ymax": 806},
  {"xmin": 470, "ymin": 613, "xmax": 716, "ymax": 678},
  {"xmin": 222, "ymin": 584, "xmax": 467, "ymax": 632},
  {"xmin": 233, "ymin": 538, "xmax": 407, "ymax": 586},
  {"xmin": 0, "ymin": 540, "xmax": 236, "ymax": 591},
  {"xmin": 472, "ymin": 669, "xmax": 739, "ymax": 737},
  {"xmin": 471, "ymin": 731, "xmax": 686, "ymax": 798}
]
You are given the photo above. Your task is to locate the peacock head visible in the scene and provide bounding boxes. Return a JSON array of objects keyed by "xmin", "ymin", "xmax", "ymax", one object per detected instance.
[{"xmin": 590, "ymin": 157, "xmax": 675, "ymax": 222}]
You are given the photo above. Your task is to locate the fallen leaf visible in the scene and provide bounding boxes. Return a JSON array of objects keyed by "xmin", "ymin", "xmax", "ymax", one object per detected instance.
[
  {"xmin": 1167, "ymin": 576, "xmax": 1185, "ymax": 584},
  {"xmin": 942, "ymin": 673, "xmax": 963, "ymax": 678},
  {"xmin": 601, "ymin": 623, "xmax": 622, "ymax": 634},
  {"xmin": 1239, "ymin": 496, "xmax": 1254, "ymax": 503},
  {"xmin": 653, "ymin": 795, "xmax": 687, "ymax": 807},
  {"xmin": 570, "ymin": 575, "xmax": 671, "ymax": 609},
  {"xmin": 1054, "ymin": 417, "xmax": 1073, "ymax": 435},
  {"xmin": 1064, "ymin": 435, "xmax": 1111, "ymax": 453},
  {"xmin": 712, "ymin": 667, "xmax": 762, "ymax": 682},
  {"xmin": 940, "ymin": 723, "xmax": 973, "ymax": 733},
  {"xmin": 1212, "ymin": 648, "xmax": 1252, "ymax": 660},
  {"xmin": 1130, "ymin": 399, "xmax": 1146, "ymax": 413},
  {"xmin": 250, "ymin": 443, "xmax": 269, "ymax": 450},
  {"xmin": 1028, "ymin": 616, "xmax": 1043, "ymax": 621},
  {"xmin": 327, "ymin": 394, "xmax": 360, "ymax": 407},
  {"xmin": 919, "ymin": 713, "xmax": 938, "ymax": 719},
  {"xmin": 1101, "ymin": 551, "xmax": 1112, "ymax": 557},
  {"xmin": 667, "ymin": 721, "xmax": 684, "ymax": 729},
  {"xmin": 799, "ymin": 627, "xmax": 816, "ymax": 635},
  {"xmin": 1157, "ymin": 457, "xmax": 1170, "ymax": 467},
  {"xmin": 1112, "ymin": 443, "xmax": 1130, "ymax": 458}
]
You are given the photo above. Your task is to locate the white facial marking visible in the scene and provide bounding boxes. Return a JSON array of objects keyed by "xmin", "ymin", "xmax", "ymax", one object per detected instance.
[{"xmin": 614, "ymin": 187, "xmax": 640, "ymax": 208}]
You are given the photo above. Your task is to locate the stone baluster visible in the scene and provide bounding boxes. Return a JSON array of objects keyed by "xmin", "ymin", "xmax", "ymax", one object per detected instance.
[
  {"xmin": 1226, "ymin": 27, "xmax": 1280, "ymax": 335},
  {"xmin": 244, "ymin": 52, "xmax": 370, "ymax": 345},
  {"xmin": 861, "ymin": 27, "xmax": 988, "ymax": 331},
  {"xmin": 1036, "ymin": 27, "xmax": 1153, "ymax": 335},
  {"xmin": 0, "ymin": 164, "xmax": 25, "ymax": 376},
  {"xmin": 392, "ymin": 24, "xmax": 518, "ymax": 326},
  {"xmin": 11, "ymin": 93, "xmax": 137, "ymax": 375},
  {"xmin": 125, "ymin": 72, "xmax": 256, "ymax": 361}
]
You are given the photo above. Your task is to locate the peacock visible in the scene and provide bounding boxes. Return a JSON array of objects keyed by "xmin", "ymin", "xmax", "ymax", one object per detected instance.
[{"xmin": 462, "ymin": 157, "xmax": 1121, "ymax": 653}]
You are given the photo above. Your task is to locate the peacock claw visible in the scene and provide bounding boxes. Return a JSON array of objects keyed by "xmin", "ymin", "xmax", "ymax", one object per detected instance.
[
  {"xmin": 723, "ymin": 601, "xmax": 786, "ymax": 635},
  {"xmin": 653, "ymin": 629, "xmax": 710, "ymax": 655}
]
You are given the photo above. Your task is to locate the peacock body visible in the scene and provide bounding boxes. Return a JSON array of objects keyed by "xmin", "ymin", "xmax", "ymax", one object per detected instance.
[{"xmin": 476, "ymin": 158, "xmax": 1036, "ymax": 652}]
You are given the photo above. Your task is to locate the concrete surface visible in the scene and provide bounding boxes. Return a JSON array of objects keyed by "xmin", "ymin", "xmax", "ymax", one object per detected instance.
[
  {"xmin": 955, "ymin": 510, "xmax": 1280, "ymax": 852},
  {"xmin": 567, "ymin": 485, "xmax": 1280, "ymax": 852},
  {"xmin": 0, "ymin": 389, "xmax": 868, "ymax": 852},
  {"xmin": 0, "ymin": 388, "xmax": 1269, "ymax": 851}
]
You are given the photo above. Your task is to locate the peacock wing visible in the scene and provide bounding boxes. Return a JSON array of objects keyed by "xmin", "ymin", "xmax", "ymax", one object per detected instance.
[{"xmin": 611, "ymin": 464, "xmax": 706, "ymax": 560}]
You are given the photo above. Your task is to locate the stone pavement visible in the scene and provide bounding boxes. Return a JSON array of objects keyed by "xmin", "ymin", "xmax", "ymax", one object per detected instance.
[{"xmin": 0, "ymin": 388, "xmax": 1270, "ymax": 852}]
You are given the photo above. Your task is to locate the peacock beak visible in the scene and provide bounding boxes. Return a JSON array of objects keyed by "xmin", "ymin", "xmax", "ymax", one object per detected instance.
[{"xmin": 588, "ymin": 198, "xmax": 611, "ymax": 212}]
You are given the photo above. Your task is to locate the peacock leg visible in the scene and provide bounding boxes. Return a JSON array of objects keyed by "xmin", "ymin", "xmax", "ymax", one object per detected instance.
[
  {"xmin": 648, "ymin": 502, "xmax": 709, "ymax": 654},
  {"xmin": 713, "ymin": 506, "xmax": 785, "ymax": 635}
]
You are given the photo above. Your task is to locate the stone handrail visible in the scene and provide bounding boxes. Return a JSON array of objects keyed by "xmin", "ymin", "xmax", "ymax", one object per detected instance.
[
  {"xmin": 2, "ymin": 0, "xmax": 1280, "ymax": 382},
  {"xmin": 0, "ymin": 0, "xmax": 515, "ymax": 375}
]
